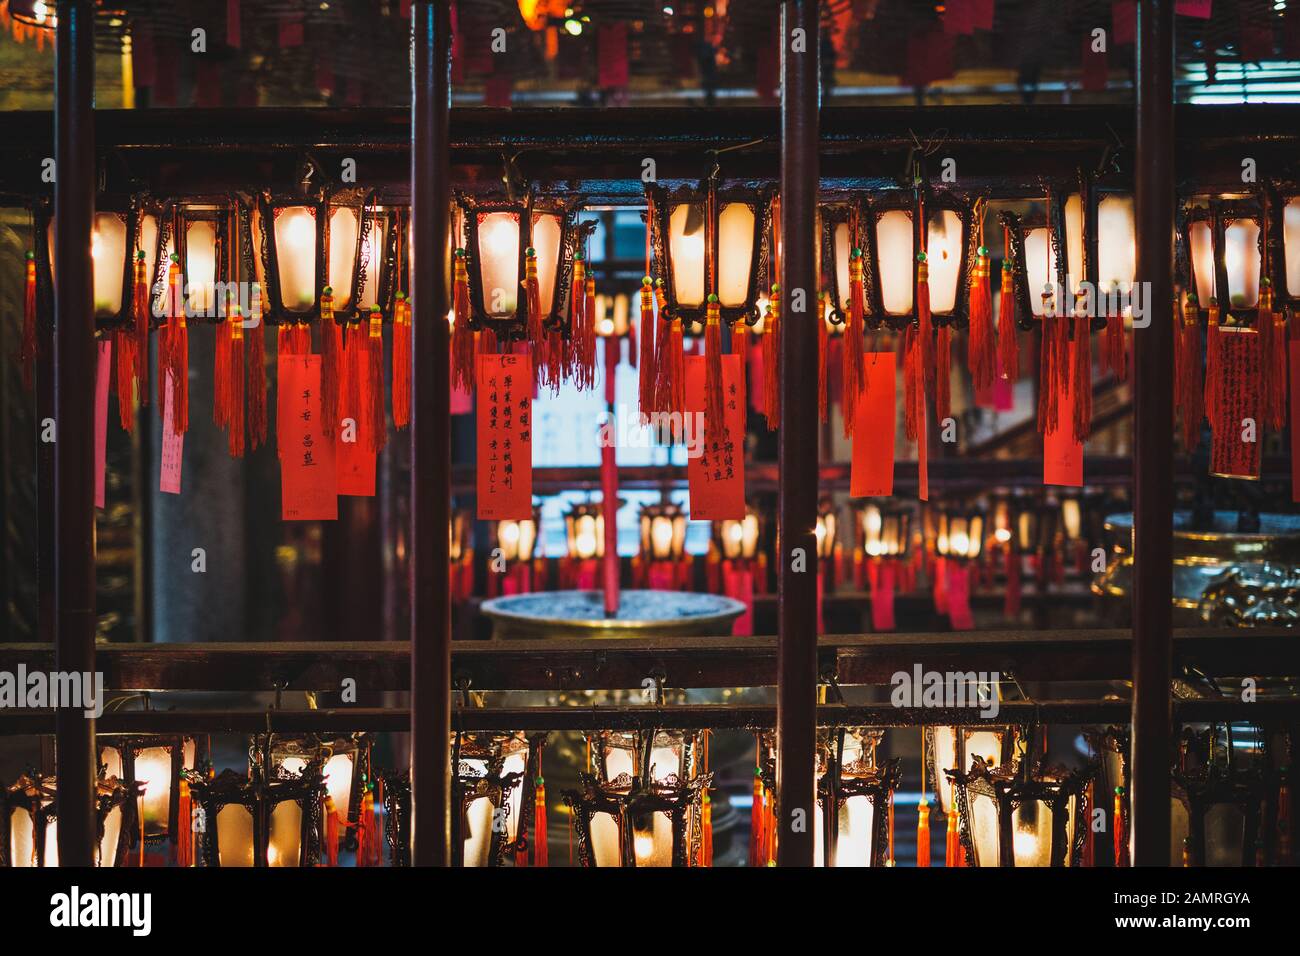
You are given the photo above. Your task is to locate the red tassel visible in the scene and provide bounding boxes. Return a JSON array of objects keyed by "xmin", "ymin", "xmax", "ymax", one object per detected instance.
[
  {"xmin": 702, "ymin": 791, "xmax": 714, "ymax": 867},
  {"xmin": 704, "ymin": 295, "xmax": 725, "ymax": 439},
  {"xmin": 969, "ymin": 244, "xmax": 996, "ymax": 390},
  {"xmin": 749, "ymin": 769, "xmax": 765, "ymax": 868},
  {"xmin": 392, "ymin": 292, "xmax": 412, "ymax": 429},
  {"xmin": 638, "ymin": 277, "xmax": 657, "ymax": 420},
  {"xmin": 364, "ymin": 306, "xmax": 387, "ymax": 454},
  {"xmin": 133, "ymin": 250, "xmax": 150, "ymax": 403},
  {"xmin": 533, "ymin": 776, "xmax": 548, "ymax": 867},
  {"xmin": 732, "ymin": 318, "xmax": 747, "ymax": 418},
  {"xmin": 246, "ymin": 307, "xmax": 267, "ymax": 452},
  {"xmin": 761, "ymin": 289, "xmax": 779, "ymax": 430},
  {"xmin": 451, "ymin": 250, "xmax": 476, "ymax": 392},
  {"xmin": 817, "ymin": 294, "xmax": 829, "ymax": 424},
  {"xmin": 213, "ymin": 301, "xmax": 233, "ymax": 431},
  {"xmin": 916, "ymin": 799, "xmax": 931, "ymax": 867},
  {"xmin": 524, "ymin": 247, "xmax": 544, "ymax": 391},
  {"xmin": 570, "ymin": 255, "xmax": 596, "ymax": 391},
  {"xmin": 176, "ymin": 779, "xmax": 192, "ymax": 867},
  {"xmin": 1259, "ymin": 279, "xmax": 1286, "ymax": 431},
  {"xmin": 843, "ymin": 247, "xmax": 866, "ymax": 435},
  {"xmin": 903, "ymin": 325, "xmax": 924, "ymax": 443},
  {"xmin": 1205, "ymin": 300, "xmax": 1222, "ymax": 432},
  {"xmin": 18, "ymin": 251, "xmax": 36, "ymax": 391},
  {"xmin": 113, "ymin": 330, "xmax": 136, "ymax": 433},
  {"xmin": 227, "ymin": 309, "xmax": 246, "ymax": 457},
  {"xmin": 1103, "ymin": 310, "xmax": 1127, "ymax": 382},
  {"xmin": 1175, "ymin": 296, "xmax": 1203, "ymax": 451},
  {"xmin": 340, "ymin": 318, "xmax": 362, "ymax": 431},
  {"xmin": 1038, "ymin": 311, "xmax": 1069, "ymax": 435},
  {"xmin": 324, "ymin": 797, "xmax": 340, "ymax": 867},
  {"xmin": 542, "ymin": 328, "xmax": 567, "ymax": 394},
  {"xmin": 917, "ymin": 252, "xmax": 934, "ymax": 402},
  {"xmin": 160, "ymin": 254, "xmax": 189, "ymax": 434},
  {"xmin": 935, "ymin": 324, "xmax": 952, "ymax": 424},
  {"xmin": 1072, "ymin": 311, "xmax": 1092, "ymax": 444},
  {"xmin": 655, "ymin": 296, "xmax": 686, "ymax": 421},
  {"xmin": 997, "ymin": 259, "xmax": 1019, "ymax": 382},
  {"xmin": 320, "ymin": 287, "xmax": 341, "ymax": 437}
]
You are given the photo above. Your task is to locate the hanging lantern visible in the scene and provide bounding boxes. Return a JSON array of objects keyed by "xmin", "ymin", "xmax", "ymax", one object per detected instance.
[
  {"xmin": 866, "ymin": 190, "xmax": 972, "ymax": 326},
  {"xmin": 564, "ymin": 729, "xmax": 710, "ymax": 867},
  {"xmin": 43, "ymin": 202, "xmax": 137, "ymax": 324},
  {"xmin": 187, "ymin": 745, "xmax": 325, "ymax": 868},
  {"xmin": 927, "ymin": 724, "xmax": 1018, "ymax": 821},
  {"xmin": 1185, "ymin": 198, "xmax": 1266, "ymax": 319},
  {"xmin": 271, "ymin": 734, "xmax": 371, "ymax": 858},
  {"xmin": 639, "ymin": 499, "xmax": 687, "ymax": 562},
  {"xmin": 493, "ymin": 504, "xmax": 540, "ymax": 595},
  {"xmin": 857, "ymin": 502, "xmax": 911, "ymax": 632},
  {"xmin": 251, "ymin": 190, "xmax": 328, "ymax": 325},
  {"xmin": 1083, "ymin": 725, "xmax": 1130, "ymax": 866},
  {"xmin": 947, "ymin": 754, "xmax": 1096, "ymax": 867},
  {"xmin": 1171, "ymin": 726, "xmax": 1271, "ymax": 867},
  {"xmin": 565, "ymin": 500, "xmax": 605, "ymax": 561},
  {"xmin": 935, "ymin": 508, "xmax": 985, "ymax": 563},
  {"xmin": 713, "ymin": 504, "xmax": 763, "ymax": 634},
  {"xmin": 453, "ymin": 731, "xmax": 547, "ymax": 867},
  {"xmin": 1, "ymin": 774, "xmax": 135, "ymax": 868},
  {"xmin": 174, "ymin": 201, "xmax": 235, "ymax": 319},
  {"xmin": 594, "ymin": 292, "xmax": 632, "ymax": 338},
  {"xmin": 716, "ymin": 507, "xmax": 762, "ymax": 563},
  {"xmin": 815, "ymin": 497, "xmax": 838, "ymax": 562},
  {"xmin": 1272, "ymin": 187, "xmax": 1300, "ymax": 306},
  {"xmin": 819, "ymin": 199, "xmax": 869, "ymax": 330},
  {"xmin": 98, "ymin": 734, "xmax": 197, "ymax": 859}
]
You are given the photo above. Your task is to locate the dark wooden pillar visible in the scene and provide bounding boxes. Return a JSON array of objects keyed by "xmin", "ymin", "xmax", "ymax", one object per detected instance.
[
  {"xmin": 776, "ymin": 0, "xmax": 820, "ymax": 868},
  {"xmin": 1131, "ymin": 0, "xmax": 1175, "ymax": 866},
  {"xmin": 410, "ymin": 0, "xmax": 453, "ymax": 867},
  {"xmin": 53, "ymin": 0, "xmax": 97, "ymax": 867}
]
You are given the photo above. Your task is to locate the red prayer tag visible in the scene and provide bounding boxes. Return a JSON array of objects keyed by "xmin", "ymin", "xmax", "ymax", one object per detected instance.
[
  {"xmin": 94, "ymin": 340, "xmax": 111, "ymax": 509},
  {"xmin": 685, "ymin": 354, "xmax": 746, "ymax": 520},
  {"xmin": 159, "ymin": 373, "xmax": 184, "ymax": 495},
  {"xmin": 476, "ymin": 353, "xmax": 533, "ymax": 520},
  {"xmin": 278, "ymin": 354, "xmax": 338, "ymax": 520},
  {"xmin": 1044, "ymin": 344, "xmax": 1084, "ymax": 486},
  {"xmin": 850, "ymin": 352, "xmax": 896, "ymax": 498},
  {"xmin": 1211, "ymin": 328, "xmax": 1262, "ymax": 480}
]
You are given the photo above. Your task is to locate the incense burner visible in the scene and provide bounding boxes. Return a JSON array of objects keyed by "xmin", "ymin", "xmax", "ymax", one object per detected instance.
[{"xmin": 480, "ymin": 589, "xmax": 746, "ymax": 639}]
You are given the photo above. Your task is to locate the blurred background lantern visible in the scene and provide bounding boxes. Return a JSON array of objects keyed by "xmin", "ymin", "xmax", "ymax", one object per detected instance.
[
  {"xmin": 638, "ymin": 497, "xmax": 687, "ymax": 589},
  {"xmin": 449, "ymin": 506, "xmax": 475, "ymax": 600},
  {"xmin": 647, "ymin": 177, "xmax": 771, "ymax": 329},
  {"xmin": 189, "ymin": 740, "xmax": 325, "ymax": 868},
  {"xmin": 815, "ymin": 497, "xmax": 838, "ymax": 632},
  {"xmin": 946, "ymin": 743, "xmax": 1096, "ymax": 867},
  {"xmin": 98, "ymin": 734, "xmax": 196, "ymax": 863},
  {"xmin": 453, "ymin": 731, "xmax": 546, "ymax": 867},
  {"xmin": 1, "ymin": 773, "xmax": 135, "ymax": 868},
  {"xmin": 933, "ymin": 506, "xmax": 985, "ymax": 630},
  {"xmin": 1273, "ymin": 188, "xmax": 1300, "ymax": 307},
  {"xmin": 594, "ymin": 292, "xmax": 631, "ymax": 338},
  {"xmin": 564, "ymin": 729, "xmax": 711, "ymax": 867},
  {"xmin": 927, "ymin": 723, "xmax": 1018, "ymax": 865},
  {"xmin": 856, "ymin": 502, "xmax": 911, "ymax": 632},
  {"xmin": 712, "ymin": 505, "xmax": 764, "ymax": 635},
  {"xmin": 458, "ymin": 192, "xmax": 582, "ymax": 341},
  {"xmin": 1171, "ymin": 726, "xmax": 1270, "ymax": 867},
  {"xmin": 492, "ymin": 504, "xmax": 541, "ymax": 595},
  {"xmin": 271, "ymin": 734, "xmax": 373, "ymax": 863},
  {"xmin": 563, "ymin": 499, "xmax": 606, "ymax": 589}
]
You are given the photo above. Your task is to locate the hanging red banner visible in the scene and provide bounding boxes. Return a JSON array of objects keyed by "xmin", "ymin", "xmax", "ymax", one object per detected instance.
[
  {"xmin": 337, "ymin": 360, "xmax": 377, "ymax": 497},
  {"xmin": 94, "ymin": 340, "xmax": 111, "ymax": 509},
  {"xmin": 278, "ymin": 354, "xmax": 338, "ymax": 521},
  {"xmin": 1044, "ymin": 342, "xmax": 1084, "ymax": 487},
  {"xmin": 159, "ymin": 373, "xmax": 184, "ymax": 496},
  {"xmin": 1211, "ymin": 327, "xmax": 1262, "ymax": 479},
  {"xmin": 685, "ymin": 354, "xmax": 746, "ymax": 520},
  {"xmin": 476, "ymin": 353, "xmax": 534, "ymax": 520},
  {"xmin": 850, "ymin": 352, "xmax": 896, "ymax": 498}
]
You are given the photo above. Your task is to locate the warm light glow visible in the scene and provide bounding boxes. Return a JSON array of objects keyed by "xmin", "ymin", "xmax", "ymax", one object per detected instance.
[
  {"xmin": 92, "ymin": 213, "xmax": 127, "ymax": 317},
  {"xmin": 1190, "ymin": 219, "xmax": 1216, "ymax": 303},
  {"xmin": 355, "ymin": 213, "xmax": 386, "ymax": 311},
  {"xmin": 926, "ymin": 209, "xmax": 963, "ymax": 314},
  {"xmin": 532, "ymin": 213, "xmax": 563, "ymax": 314},
  {"xmin": 876, "ymin": 210, "xmax": 914, "ymax": 315},
  {"xmin": 478, "ymin": 212, "xmax": 521, "ymax": 316},
  {"xmin": 216, "ymin": 804, "xmax": 255, "ymax": 867},
  {"xmin": 1060, "ymin": 497, "xmax": 1082, "ymax": 540},
  {"xmin": 572, "ymin": 513, "xmax": 602, "ymax": 560},
  {"xmin": 322, "ymin": 753, "xmax": 355, "ymax": 822},
  {"xmin": 1284, "ymin": 198, "xmax": 1300, "ymax": 297},
  {"xmin": 134, "ymin": 747, "xmax": 174, "ymax": 836},
  {"xmin": 1223, "ymin": 218, "xmax": 1261, "ymax": 308},
  {"xmin": 267, "ymin": 799, "xmax": 302, "ymax": 867},
  {"xmin": 498, "ymin": 517, "xmax": 537, "ymax": 562},
  {"xmin": 1097, "ymin": 195, "xmax": 1136, "ymax": 295},
  {"xmin": 651, "ymin": 516, "xmax": 675, "ymax": 559},
  {"xmin": 185, "ymin": 219, "xmax": 218, "ymax": 316},
  {"xmin": 328, "ymin": 206, "xmax": 360, "ymax": 310},
  {"xmin": 669, "ymin": 203, "xmax": 706, "ymax": 307},
  {"xmin": 1064, "ymin": 193, "xmax": 1085, "ymax": 296},
  {"xmin": 717, "ymin": 202, "xmax": 756, "ymax": 307},
  {"xmin": 833, "ymin": 221, "xmax": 852, "ymax": 307},
  {"xmin": 1023, "ymin": 226, "xmax": 1058, "ymax": 316},
  {"xmin": 719, "ymin": 513, "xmax": 759, "ymax": 560},
  {"xmin": 269, "ymin": 207, "xmax": 317, "ymax": 313}
]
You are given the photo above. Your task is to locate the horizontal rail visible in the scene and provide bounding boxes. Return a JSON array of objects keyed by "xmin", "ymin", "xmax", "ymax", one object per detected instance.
[
  {"xmin": 1, "ymin": 629, "xmax": 1297, "ymax": 693},
  {"xmin": 2, "ymin": 699, "xmax": 1297, "ymax": 736}
]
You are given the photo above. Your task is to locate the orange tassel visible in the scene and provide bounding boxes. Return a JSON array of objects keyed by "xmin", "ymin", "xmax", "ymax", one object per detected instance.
[
  {"xmin": 761, "ymin": 288, "xmax": 780, "ymax": 430},
  {"xmin": 392, "ymin": 292, "xmax": 412, "ymax": 429},
  {"xmin": 161, "ymin": 254, "xmax": 188, "ymax": 434},
  {"xmin": 1175, "ymin": 296, "xmax": 1203, "ymax": 451},
  {"xmin": 655, "ymin": 298, "xmax": 686, "ymax": 423},
  {"xmin": 246, "ymin": 306, "xmax": 267, "ymax": 452},
  {"xmin": 175, "ymin": 778, "xmax": 191, "ymax": 867},
  {"xmin": 340, "ymin": 318, "xmax": 362, "ymax": 431},
  {"xmin": 1103, "ymin": 310, "xmax": 1127, "ymax": 382},
  {"xmin": 320, "ymin": 287, "xmax": 341, "ymax": 437},
  {"xmin": 945, "ymin": 808, "xmax": 960, "ymax": 867},
  {"xmin": 843, "ymin": 247, "xmax": 866, "ymax": 435},
  {"xmin": 1082, "ymin": 782, "xmax": 1096, "ymax": 867},
  {"xmin": 133, "ymin": 250, "xmax": 150, "ymax": 402},
  {"xmin": 749, "ymin": 769, "xmax": 765, "ymax": 868},
  {"xmin": 542, "ymin": 327, "xmax": 567, "ymax": 393},
  {"xmin": 18, "ymin": 251, "xmax": 36, "ymax": 391},
  {"xmin": 1114, "ymin": 786, "xmax": 1129, "ymax": 866},
  {"xmin": 1205, "ymin": 299, "xmax": 1222, "ymax": 432},
  {"xmin": 226, "ymin": 307, "xmax": 246, "ymax": 457},
  {"xmin": 917, "ymin": 252, "xmax": 934, "ymax": 401},
  {"xmin": 935, "ymin": 324, "xmax": 952, "ymax": 424},
  {"xmin": 451, "ymin": 250, "xmax": 476, "ymax": 392},
  {"xmin": 903, "ymin": 325, "xmax": 924, "ymax": 443},
  {"xmin": 324, "ymin": 796, "xmax": 340, "ymax": 867},
  {"xmin": 704, "ymin": 296, "xmax": 725, "ymax": 439},
  {"xmin": 916, "ymin": 799, "xmax": 931, "ymax": 867},
  {"xmin": 1259, "ymin": 279, "xmax": 1286, "ymax": 431},
  {"xmin": 702, "ymin": 791, "xmax": 714, "ymax": 867},
  {"xmin": 364, "ymin": 306, "xmax": 387, "ymax": 454},
  {"xmin": 1038, "ymin": 310, "xmax": 1069, "ymax": 435},
  {"xmin": 570, "ymin": 255, "xmax": 596, "ymax": 391},
  {"xmin": 638, "ymin": 277, "xmax": 657, "ymax": 420},
  {"xmin": 969, "ymin": 244, "xmax": 996, "ymax": 389},
  {"xmin": 113, "ymin": 330, "xmax": 136, "ymax": 433},
  {"xmin": 524, "ymin": 248, "xmax": 544, "ymax": 391},
  {"xmin": 817, "ymin": 294, "xmax": 829, "ymax": 424},
  {"xmin": 1072, "ymin": 312, "xmax": 1092, "ymax": 444},
  {"xmin": 997, "ymin": 259, "xmax": 1019, "ymax": 382},
  {"xmin": 731, "ymin": 319, "xmax": 747, "ymax": 421}
]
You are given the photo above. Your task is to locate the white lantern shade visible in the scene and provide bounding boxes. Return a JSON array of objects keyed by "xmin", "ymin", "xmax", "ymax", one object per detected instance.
[
  {"xmin": 185, "ymin": 219, "xmax": 218, "ymax": 316},
  {"xmin": 717, "ymin": 202, "xmax": 756, "ymax": 308},
  {"xmin": 1189, "ymin": 219, "xmax": 1216, "ymax": 303},
  {"xmin": 833, "ymin": 220, "xmax": 852, "ymax": 308},
  {"xmin": 533, "ymin": 212, "xmax": 563, "ymax": 315},
  {"xmin": 1023, "ymin": 226, "xmax": 1058, "ymax": 316},
  {"xmin": 322, "ymin": 752, "xmax": 356, "ymax": 823},
  {"xmin": 876, "ymin": 209, "xmax": 914, "ymax": 316},
  {"xmin": 1097, "ymin": 195, "xmax": 1136, "ymax": 295},
  {"xmin": 355, "ymin": 213, "xmax": 386, "ymax": 311},
  {"xmin": 134, "ymin": 746, "xmax": 175, "ymax": 837},
  {"xmin": 273, "ymin": 206, "xmax": 318, "ymax": 313},
  {"xmin": 92, "ymin": 213, "xmax": 127, "ymax": 317},
  {"xmin": 1223, "ymin": 218, "xmax": 1261, "ymax": 308},
  {"xmin": 328, "ymin": 205, "xmax": 360, "ymax": 310},
  {"xmin": 477, "ymin": 211, "xmax": 521, "ymax": 317},
  {"xmin": 216, "ymin": 804, "xmax": 255, "ymax": 868},
  {"xmin": 267, "ymin": 798, "xmax": 302, "ymax": 867},
  {"xmin": 1284, "ymin": 198, "xmax": 1300, "ymax": 298},
  {"xmin": 1064, "ymin": 193, "xmax": 1085, "ymax": 296},
  {"xmin": 926, "ymin": 209, "xmax": 963, "ymax": 315},
  {"xmin": 668, "ymin": 203, "xmax": 706, "ymax": 308}
]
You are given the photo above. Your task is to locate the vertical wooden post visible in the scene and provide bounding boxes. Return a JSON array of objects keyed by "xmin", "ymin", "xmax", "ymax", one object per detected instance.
[
  {"xmin": 1131, "ymin": 0, "xmax": 1175, "ymax": 867},
  {"xmin": 410, "ymin": 0, "xmax": 453, "ymax": 867},
  {"xmin": 776, "ymin": 0, "xmax": 820, "ymax": 868},
  {"xmin": 54, "ymin": 0, "xmax": 98, "ymax": 867}
]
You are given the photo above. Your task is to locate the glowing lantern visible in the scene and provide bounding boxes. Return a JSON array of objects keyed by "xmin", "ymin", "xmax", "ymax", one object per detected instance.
[
  {"xmin": 1183, "ymin": 198, "xmax": 1266, "ymax": 318},
  {"xmin": 252, "ymin": 192, "xmax": 326, "ymax": 323},
  {"xmin": 639, "ymin": 500, "xmax": 687, "ymax": 562},
  {"xmin": 935, "ymin": 509, "xmax": 985, "ymax": 562},
  {"xmin": 453, "ymin": 732, "xmax": 546, "ymax": 867},
  {"xmin": 271, "ymin": 735, "xmax": 370, "ymax": 849},
  {"xmin": 1277, "ymin": 192, "xmax": 1300, "ymax": 305},
  {"xmin": 565, "ymin": 500, "xmax": 606, "ymax": 560},
  {"xmin": 495, "ymin": 509, "xmax": 540, "ymax": 563},
  {"xmin": 1, "ymin": 774, "xmax": 134, "ymax": 868},
  {"xmin": 867, "ymin": 192, "xmax": 972, "ymax": 325},
  {"xmin": 716, "ymin": 508, "xmax": 762, "ymax": 562},
  {"xmin": 98, "ymin": 734, "xmax": 197, "ymax": 852},
  {"xmin": 187, "ymin": 763, "xmax": 324, "ymax": 868},
  {"xmin": 859, "ymin": 503, "xmax": 911, "ymax": 559}
]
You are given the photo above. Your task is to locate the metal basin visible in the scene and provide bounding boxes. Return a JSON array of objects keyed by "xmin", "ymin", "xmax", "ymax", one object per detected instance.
[{"xmin": 479, "ymin": 589, "xmax": 746, "ymax": 639}]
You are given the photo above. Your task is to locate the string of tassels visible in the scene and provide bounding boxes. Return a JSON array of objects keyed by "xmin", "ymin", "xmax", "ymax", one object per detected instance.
[
  {"xmin": 842, "ymin": 247, "xmax": 866, "ymax": 436},
  {"xmin": 703, "ymin": 294, "xmax": 725, "ymax": 438},
  {"xmin": 1071, "ymin": 310, "xmax": 1092, "ymax": 444},
  {"xmin": 320, "ymin": 286, "xmax": 341, "ymax": 436},
  {"xmin": 817, "ymin": 294, "xmax": 829, "ymax": 424},
  {"xmin": 638, "ymin": 276, "xmax": 657, "ymax": 421},
  {"xmin": 158, "ymin": 253, "xmax": 189, "ymax": 434},
  {"xmin": 1175, "ymin": 294, "xmax": 1203, "ymax": 451},
  {"xmin": 654, "ymin": 280, "xmax": 686, "ymax": 422},
  {"xmin": 968, "ymin": 243, "xmax": 996, "ymax": 391},
  {"xmin": 1259, "ymin": 278, "xmax": 1287, "ymax": 432},
  {"xmin": 392, "ymin": 292, "xmax": 412, "ymax": 429},
  {"xmin": 364, "ymin": 306, "xmax": 387, "ymax": 454},
  {"xmin": 997, "ymin": 258, "xmax": 1019, "ymax": 382}
]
